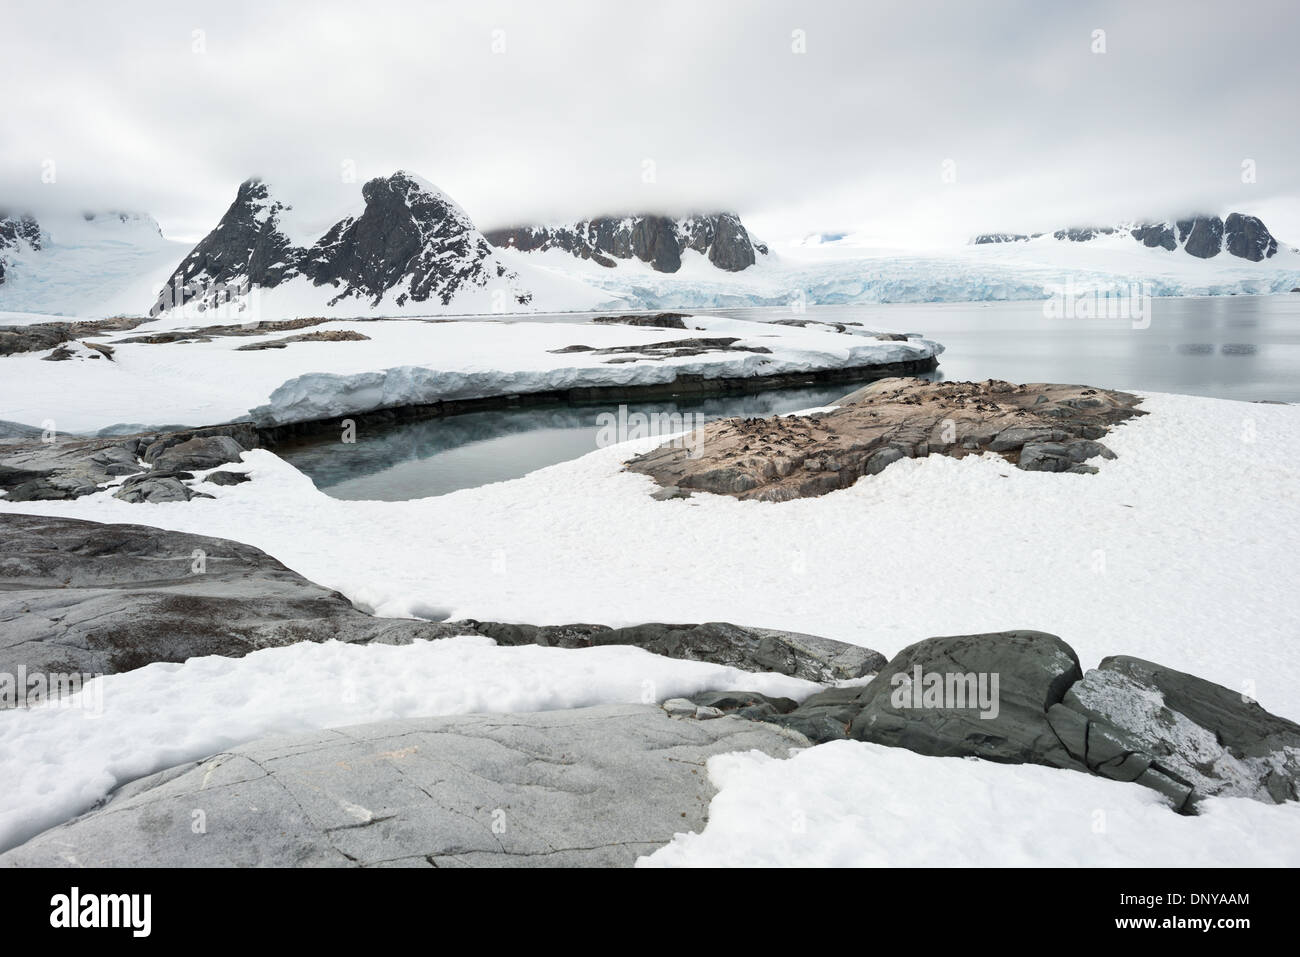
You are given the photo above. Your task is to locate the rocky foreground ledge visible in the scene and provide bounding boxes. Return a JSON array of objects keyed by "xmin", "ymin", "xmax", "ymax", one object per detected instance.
[
  {"xmin": 0, "ymin": 514, "xmax": 882, "ymax": 680},
  {"xmin": 1, "ymin": 514, "xmax": 1297, "ymax": 866},
  {"xmin": 628, "ymin": 378, "xmax": 1145, "ymax": 501}
]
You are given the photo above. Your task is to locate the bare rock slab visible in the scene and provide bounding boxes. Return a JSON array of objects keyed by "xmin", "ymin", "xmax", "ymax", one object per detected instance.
[
  {"xmin": 0, "ymin": 513, "xmax": 453, "ymax": 678},
  {"xmin": 0, "ymin": 705, "xmax": 809, "ymax": 867}
]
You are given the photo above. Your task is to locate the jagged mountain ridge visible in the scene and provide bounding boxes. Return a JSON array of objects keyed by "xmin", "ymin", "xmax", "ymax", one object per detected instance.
[
  {"xmin": 155, "ymin": 171, "xmax": 534, "ymax": 315},
  {"xmin": 971, "ymin": 213, "xmax": 1282, "ymax": 261},
  {"xmin": 484, "ymin": 212, "xmax": 768, "ymax": 274}
]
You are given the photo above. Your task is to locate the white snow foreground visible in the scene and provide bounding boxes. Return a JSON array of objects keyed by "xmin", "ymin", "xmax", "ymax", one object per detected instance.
[
  {"xmin": 0, "ymin": 636, "xmax": 820, "ymax": 855},
  {"xmin": 638, "ymin": 741, "xmax": 1300, "ymax": 867},
  {"xmin": 0, "ymin": 314, "xmax": 941, "ymax": 433}
]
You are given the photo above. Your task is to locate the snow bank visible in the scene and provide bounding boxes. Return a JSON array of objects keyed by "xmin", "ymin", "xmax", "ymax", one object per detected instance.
[
  {"xmin": 0, "ymin": 636, "xmax": 819, "ymax": 854},
  {"xmin": 638, "ymin": 740, "xmax": 1300, "ymax": 867},
  {"xmin": 0, "ymin": 314, "xmax": 941, "ymax": 433}
]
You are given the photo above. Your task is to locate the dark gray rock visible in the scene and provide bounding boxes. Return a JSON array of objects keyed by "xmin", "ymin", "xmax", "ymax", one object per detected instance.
[
  {"xmin": 204, "ymin": 469, "xmax": 251, "ymax": 486},
  {"xmin": 1223, "ymin": 212, "xmax": 1278, "ymax": 261},
  {"xmin": 1018, "ymin": 439, "xmax": 1114, "ymax": 472},
  {"xmin": 111, "ymin": 475, "xmax": 194, "ymax": 503},
  {"xmin": 1130, "ymin": 223, "xmax": 1177, "ymax": 250},
  {"xmin": 846, "ymin": 630, "xmax": 1084, "ymax": 766},
  {"xmin": 0, "ymin": 705, "xmax": 808, "ymax": 867},
  {"xmin": 760, "ymin": 685, "xmax": 873, "ymax": 742},
  {"xmin": 687, "ymin": 689, "xmax": 799, "ymax": 719},
  {"xmin": 485, "ymin": 212, "xmax": 766, "ymax": 274},
  {"xmin": 150, "ymin": 435, "xmax": 245, "ymax": 471},
  {"xmin": 461, "ymin": 619, "xmax": 884, "ymax": 682},
  {"xmin": 1178, "ymin": 215, "xmax": 1224, "ymax": 258},
  {"xmin": 1063, "ymin": 656, "xmax": 1300, "ymax": 804},
  {"xmin": 1053, "ymin": 226, "xmax": 1115, "ymax": 242},
  {"xmin": 590, "ymin": 312, "xmax": 688, "ymax": 329},
  {"xmin": 0, "ymin": 513, "xmax": 455, "ymax": 679}
]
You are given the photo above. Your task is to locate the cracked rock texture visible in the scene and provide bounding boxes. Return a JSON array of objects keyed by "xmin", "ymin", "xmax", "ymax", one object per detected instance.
[
  {"xmin": 0, "ymin": 704, "xmax": 808, "ymax": 867},
  {"xmin": 732, "ymin": 629, "xmax": 1299, "ymax": 812},
  {"xmin": 626, "ymin": 378, "xmax": 1144, "ymax": 501}
]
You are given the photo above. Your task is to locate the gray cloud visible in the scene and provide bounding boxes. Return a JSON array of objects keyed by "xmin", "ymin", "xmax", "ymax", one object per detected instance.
[{"xmin": 2, "ymin": 0, "xmax": 1297, "ymax": 246}]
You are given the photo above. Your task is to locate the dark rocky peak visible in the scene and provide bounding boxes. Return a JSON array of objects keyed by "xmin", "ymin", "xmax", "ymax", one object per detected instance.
[
  {"xmin": 1224, "ymin": 212, "xmax": 1278, "ymax": 261},
  {"xmin": 154, "ymin": 171, "xmax": 530, "ymax": 314},
  {"xmin": 1176, "ymin": 215, "xmax": 1224, "ymax": 258},
  {"xmin": 485, "ymin": 211, "xmax": 766, "ymax": 273},
  {"xmin": 304, "ymin": 170, "xmax": 524, "ymax": 308},
  {"xmin": 153, "ymin": 178, "xmax": 304, "ymax": 313},
  {"xmin": 972, "ymin": 212, "xmax": 1280, "ymax": 261},
  {"xmin": 1130, "ymin": 222, "xmax": 1177, "ymax": 250},
  {"xmin": 1053, "ymin": 226, "xmax": 1117, "ymax": 242}
]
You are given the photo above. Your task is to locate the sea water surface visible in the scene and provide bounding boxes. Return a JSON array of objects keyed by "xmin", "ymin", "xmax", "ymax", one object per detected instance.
[{"xmin": 280, "ymin": 295, "xmax": 1300, "ymax": 500}]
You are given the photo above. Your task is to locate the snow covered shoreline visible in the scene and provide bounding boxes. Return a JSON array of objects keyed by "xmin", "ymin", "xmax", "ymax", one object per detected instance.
[{"xmin": 0, "ymin": 313, "xmax": 942, "ymax": 434}]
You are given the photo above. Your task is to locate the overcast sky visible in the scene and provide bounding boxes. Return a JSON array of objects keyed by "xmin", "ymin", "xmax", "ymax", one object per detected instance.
[{"xmin": 3, "ymin": 0, "xmax": 1298, "ymax": 247}]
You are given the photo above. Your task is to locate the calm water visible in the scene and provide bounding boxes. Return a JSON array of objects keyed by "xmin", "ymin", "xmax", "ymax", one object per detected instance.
[{"xmin": 282, "ymin": 295, "xmax": 1300, "ymax": 500}]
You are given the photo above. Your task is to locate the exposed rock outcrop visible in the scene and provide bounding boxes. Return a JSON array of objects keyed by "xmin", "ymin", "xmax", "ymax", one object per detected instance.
[
  {"xmin": 0, "ymin": 423, "xmax": 259, "ymax": 503},
  {"xmin": 485, "ymin": 212, "xmax": 767, "ymax": 273},
  {"xmin": 626, "ymin": 378, "xmax": 1144, "ymax": 502},
  {"xmin": 0, "ymin": 705, "xmax": 808, "ymax": 867},
  {"xmin": 969, "ymin": 212, "xmax": 1280, "ymax": 261},
  {"xmin": 450, "ymin": 620, "xmax": 884, "ymax": 682},
  {"xmin": 0, "ymin": 513, "xmax": 443, "ymax": 677},
  {"xmin": 717, "ymin": 630, "xmax": 1300, "ymax": 812}
]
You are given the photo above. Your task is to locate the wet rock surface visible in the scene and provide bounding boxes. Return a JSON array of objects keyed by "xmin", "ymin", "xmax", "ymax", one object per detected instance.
[
  {"xmin": 0, "ymin": 705, "xmax": 808, "ymax": 867},
  {"xmin": 626, "ymin": 378, "xmax": 1145, "ymax": 501}
]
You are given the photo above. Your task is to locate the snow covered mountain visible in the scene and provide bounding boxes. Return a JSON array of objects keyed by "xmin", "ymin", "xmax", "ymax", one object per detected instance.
[
  {"xmin": 971, "ymin": 213, "xmax": 1285, "ymax": 262},
  {"xmin": 151, "ymin": 171, "xmax": 604, "ymax": 319},
  {"xmin": 484, "ymin": 212, "xmax": 768, "ymax": 273},
  {"xmin": 0, "ymin": 210, "xmax": 187, "ymax": 317}
]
